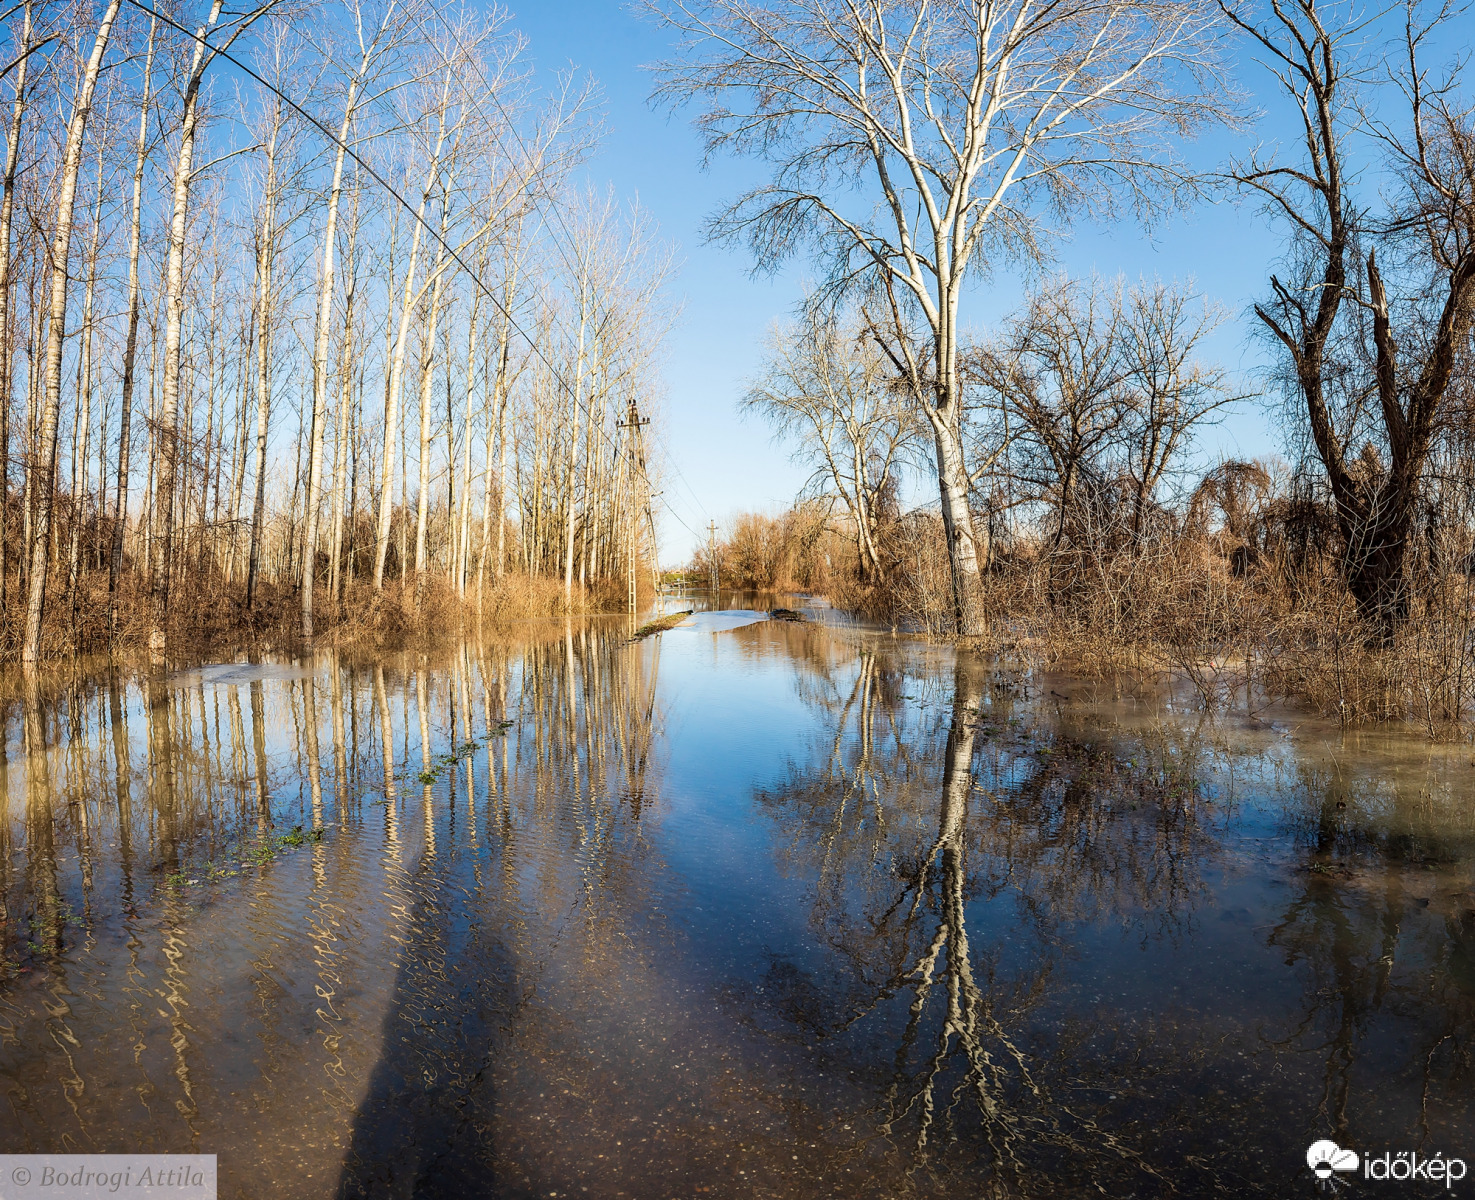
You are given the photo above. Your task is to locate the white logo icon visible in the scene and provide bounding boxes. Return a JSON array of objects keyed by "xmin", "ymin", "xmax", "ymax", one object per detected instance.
[{"xmin": 1307, "ymin": 1140, "xmax": 1360, "ymax": 1179}]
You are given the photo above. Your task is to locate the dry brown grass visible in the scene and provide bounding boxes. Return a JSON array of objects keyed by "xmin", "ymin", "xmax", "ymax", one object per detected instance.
[
  {"xmin": 981, "ymin": 536, "xmax": 1475, "ymax": 733},
  {"xmin": 0, "ymin": 567, "xmax": 646, "ymax": 663}
]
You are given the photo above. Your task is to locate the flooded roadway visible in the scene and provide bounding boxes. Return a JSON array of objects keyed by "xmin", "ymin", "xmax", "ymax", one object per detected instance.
[{"xmin": 0, "ymin": 597, "xmax": 1472, "ymax": 1197}]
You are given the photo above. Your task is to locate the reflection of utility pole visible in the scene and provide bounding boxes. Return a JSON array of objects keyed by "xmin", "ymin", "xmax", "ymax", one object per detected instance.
[
  {"xmin": 708, "ymin": 521, "xmax": 718, "ymax": 595},
  {"xmin": 617, "ymin": 403, "xmax": 651, "ymax": 616}
]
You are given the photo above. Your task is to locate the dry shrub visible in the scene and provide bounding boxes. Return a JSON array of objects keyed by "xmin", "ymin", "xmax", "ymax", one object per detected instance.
[
  {"xmin": 738, "ymin": 461, "xmax": 1475, "ymax": 730},
  {"xmin": 694, "ymin": 504, "xmax": 841, "ymax": 596},
  {"xmin": 994, "ymin": 517, "xmax": 1475, "ymax": 730},
  {"xmin": 882, "ymin": 512, "xmax": 958, "ymax": 636}
]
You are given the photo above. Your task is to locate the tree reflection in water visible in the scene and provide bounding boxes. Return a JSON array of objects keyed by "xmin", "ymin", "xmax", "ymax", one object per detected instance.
[
  {"xmin": 1263, "ymin": 756, "xmax": 1475, "ymax": 1157},
  {"xmin": 0, "ymin": 624, "xmax": 1470, "ymax": 1198},
  {"xmin": 752, "ymin": 639, "xmax": 1475, "ymax": 1196}
]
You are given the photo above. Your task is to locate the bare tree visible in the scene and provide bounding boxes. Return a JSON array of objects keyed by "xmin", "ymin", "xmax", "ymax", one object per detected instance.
[
  {"xmin": 978, "ymin": 279, "xmax": 1130, "ymax": 558},
  {"xmin": 244, "ymin": 29, "xmax": 296, "ymax": 613},
  {"xmin": 301, "ymin": 0, "xmax": 407, "ymax": 638},
  {"xmin": 0, "ymin": 0, "xmax": 35, "ymax": 624},
  {"xmin": 150, "ymin": 0, "xmax": 281, "ymax": 657},
  {"xmin": 1225, "ymin": 0, "xmax": 1475, "ymax": 638},
  {"xmin": 0, "ymin": 0, "xmax": 675, "ymax": 660},
  {"xmin": 22, "ymin": 0, "xmax": 124, "ymax": 667},
  {"xmin": 744, "ymin": 305, "xmax": 921, "ymax": 581},
  {"xmin": 372, "ymin": 59, "xmax": 458, "ymax": 591},
  {"xmin": 1117, "ymin": 280, "xmax": 1237, "ymax": 538},
  {"xmin": 648, "ymin": 0, "xmax": 1231, "ymax": 633},
  {"xmin": 108, "ymin": 10, "xmax": 158, "ymax": 636},
  {"xmin": 326, "ymin": 168, "xmax": 364, "ymax": 607},
  {"xmin": 977, "ymin": 276, "xmax": 1233, "ymax": 554}
]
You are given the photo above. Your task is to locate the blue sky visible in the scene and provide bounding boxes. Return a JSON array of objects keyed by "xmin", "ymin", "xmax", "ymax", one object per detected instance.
[{"xmin": 511, "ymin": 1, "xmax": 1288, "ymax": 565}]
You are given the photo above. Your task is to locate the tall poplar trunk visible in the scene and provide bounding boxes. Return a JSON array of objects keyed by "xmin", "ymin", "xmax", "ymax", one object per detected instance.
[
  {"xmin": 141, "ymin": 298, "xmax": 161, "ymax": 575},
  {"xmin": 328, "ymin": 180, "xmax": 362, "ymax": 605},
  {"xmin": 458, "ymin": 271, "xmax": 483, "ymax": 596},
  {"xmin": 68, "ymin": 137, "xmax": 107, "ymax": 613},
  {"xmin": 476, "ymin": 338, "xmax": 503, "ymax": 603},
  {"xmin": 245, "ymin": 119, "xmax": 282, "ymax": 611},
  {"xmin": 490, "ymin": 259, "xmax": 520, "ymax": 585},
  {"xmin": 226, "ymin": 307, "xmax": 253, "ymax": 581},
  {"xmin": 0, "ymin": 0, "xmax": 34, "ymax": 623},
  {"xmin": 494, "ymin": 334, "xmax": 510, "ymax": 580},
  {"xmin": 373, "ymin": 69, "xmax": 453, "ymax": 590},
  {"xmin": 151, "ymin": 0, "xmax": 231, "ymax": 658},
  {"xmin": 413, "ymin": 241, "xmax": 449, "ymax": 590},
  {"xmin": 563, "ymin": 291, "xmax": 591, "ymax": 603},
  {"xmin": 198, "ymin": 268, "xmax": 221, "ymax": 572},
  {"xmin": 23, "ymin": 0, "xmax": 123, "ymax": 667},
  {"xmin": 302, "ymin": 23, "xmax": 385, "ymax": 637}
]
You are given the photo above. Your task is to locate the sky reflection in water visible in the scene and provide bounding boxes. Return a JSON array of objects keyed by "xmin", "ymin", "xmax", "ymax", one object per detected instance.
[{"xmin": 0, "ymin": 610, "xmax": 1472, "ymax": 1198}]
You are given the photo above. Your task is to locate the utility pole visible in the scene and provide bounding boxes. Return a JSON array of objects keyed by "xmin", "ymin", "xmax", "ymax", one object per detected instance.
[
  {"xmin": 617, "ymin": 402, "xmax": 651, "ymax": 617},
  {"xmin": 708, "ymin": 521, "xmax": 718, "ymax": 596}
]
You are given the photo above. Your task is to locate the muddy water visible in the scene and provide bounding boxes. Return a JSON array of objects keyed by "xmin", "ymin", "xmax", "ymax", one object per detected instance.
[{"xmin": 0, "ymin": 601, "xmax": 1472, "ymax": 1198}]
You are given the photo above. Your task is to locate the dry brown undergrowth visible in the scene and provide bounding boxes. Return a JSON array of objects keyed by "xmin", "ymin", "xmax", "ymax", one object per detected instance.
[
  {"xmin": 0, "ymin": 569, "xmax": 643, "ymax": 663},
  {"xmin": 701, "ymin": 505, "xmax": 1475, "ymax": 735}
]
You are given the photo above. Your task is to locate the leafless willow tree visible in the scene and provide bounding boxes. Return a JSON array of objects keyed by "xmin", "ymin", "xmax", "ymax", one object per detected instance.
[{"xmin": 647, "ymin": 0, "xmax": 1233, "ymax": 633}]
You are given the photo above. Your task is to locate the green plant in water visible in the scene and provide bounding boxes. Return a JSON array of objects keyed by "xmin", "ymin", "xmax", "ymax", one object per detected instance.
[{"xmin": 401, "ymin": 726, "xmax": 514, "ymax": 786}]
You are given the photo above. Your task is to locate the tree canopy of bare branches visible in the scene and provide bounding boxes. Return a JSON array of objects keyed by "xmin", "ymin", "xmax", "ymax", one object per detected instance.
[
  {"xmin": 0, "ymin": 0, "xmax": 684, "ymax": 661},
  {"xmin": 1226, "ymin": 0, "xmax": 1475, "ymax": 638},
  {"xmin": 743, "ymin": 305, "xmax": 922, "ymax": 582},
  {"xmin": 647, "ymin": 0, "xmax": 1234, "ymax": 632},
  {"xmin": 974, "ymin": 275, "xmax": 1236, "ymax": 556}
]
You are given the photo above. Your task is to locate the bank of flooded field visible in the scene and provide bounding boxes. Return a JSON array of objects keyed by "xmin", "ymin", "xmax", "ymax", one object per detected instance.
[{"xmin": 0, "ymin": 598, "xmax": 1472, "ymax": 1198}]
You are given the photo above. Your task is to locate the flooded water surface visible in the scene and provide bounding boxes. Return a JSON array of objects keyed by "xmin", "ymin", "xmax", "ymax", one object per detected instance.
[{"xmin": 1, "ymin": 600, "xmax": 1473, "ymax": 1198}]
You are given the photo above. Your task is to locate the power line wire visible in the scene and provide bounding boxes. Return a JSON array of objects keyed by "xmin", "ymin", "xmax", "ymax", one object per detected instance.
[
  {"xmin": 400, "ymin": 0, "xmax": 705, "ymax": 546},
  {"xmin": 121, "ymin": 0, "xmax": 683, "ymax": 542},
  {"xmin": 397, "ymin": 0, "xmax": 592, "ymax": 289},
  {"xmin": 668, "ymin": 459, "xmax": 712, "ymax": 521}
]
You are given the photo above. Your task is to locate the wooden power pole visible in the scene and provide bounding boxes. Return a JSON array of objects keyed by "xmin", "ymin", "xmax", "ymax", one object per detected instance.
[
  {"xmin": 708, "ymin": 521, "xmax": 718, "ymax": 596},
  {"xmin": 617, "ymin": 402, "xmax": 651, "ymax": 616}
]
